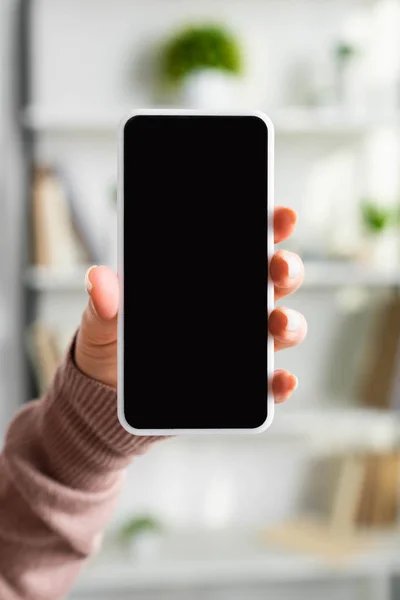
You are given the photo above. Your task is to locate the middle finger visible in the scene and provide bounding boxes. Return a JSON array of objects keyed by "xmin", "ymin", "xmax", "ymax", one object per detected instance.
[{"xmin": 270, "ymin": 250, "xmax": 304, "ymax": 301}]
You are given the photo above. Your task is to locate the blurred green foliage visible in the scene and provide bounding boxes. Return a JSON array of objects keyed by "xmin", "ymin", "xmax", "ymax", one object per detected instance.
[
  {"xmin": 361, "ymin": 200, "xmax": 399, "ymax": 234},
  {"xmin": 335, "ymin": 42, "xmax": 357, "ymax": 62},
  {"xmin": 117, "ymin": 515, "xmax": 162, "ymax": 545},
  {"xmin": 163, "ymin": 25, "xmax": 242, "ymax": 83}
]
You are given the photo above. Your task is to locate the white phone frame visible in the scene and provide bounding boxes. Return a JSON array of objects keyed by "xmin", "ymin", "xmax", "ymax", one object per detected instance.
[{"xmin": 117, "ymin": 108, "xmax": 274, "ymax": 435}]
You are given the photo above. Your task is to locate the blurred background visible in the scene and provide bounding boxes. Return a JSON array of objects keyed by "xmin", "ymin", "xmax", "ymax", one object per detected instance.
[{"xmin": 2, "ymin": 0, "xmax": 400, "ymax": 598}]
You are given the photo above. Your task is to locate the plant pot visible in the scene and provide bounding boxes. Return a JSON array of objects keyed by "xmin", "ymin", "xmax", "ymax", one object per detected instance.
[
  {"xmin": 179, "ymin": 69, "xmax": 241, "ymax": 109},
  {"xmin": 336, "ymin": 61, "xmax": 367, "ymax": 113},
  {"xmin": 363, "ymin": 231, "xmax": 400, "ymax": 270},
  {"xmin": 127, "ymin": 532, "xmax": 162, "ymax": 562}
]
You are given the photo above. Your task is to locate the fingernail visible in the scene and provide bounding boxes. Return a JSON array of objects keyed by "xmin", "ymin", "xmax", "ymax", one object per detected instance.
[
  {"xmin": 292, "ymin": 376, "xmax": 299, "ymax": 391},
  {"xmin": 285, "ymin": 252, "xmax": 302, "ymax": 279},
  {"xmin": 85, "ymin": 266, "xmax": 97, "ymax": 294},
  {"xmin": 283, "ymin": 308, "xmax": 301, "ymax": 332}
]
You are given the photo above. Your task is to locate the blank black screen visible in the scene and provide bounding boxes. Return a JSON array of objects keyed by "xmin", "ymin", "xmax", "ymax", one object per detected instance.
[{"xmin": 123, "ymin": 115, "xmax": 268, "ymax": 430}]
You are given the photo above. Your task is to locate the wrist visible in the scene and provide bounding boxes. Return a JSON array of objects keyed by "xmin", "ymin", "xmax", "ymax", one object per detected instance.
[{"xmin": 40, "ymin": 333, "xmax": 160, "ymax": 490}]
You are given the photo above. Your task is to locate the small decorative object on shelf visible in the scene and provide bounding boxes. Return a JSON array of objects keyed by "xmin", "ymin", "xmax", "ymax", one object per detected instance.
[
  {"xmin": 162, "ymin": 24, "xmax": 242, "ymax": 109},
  {"xmin": 360, "ymin": 199, "xmax": 400, "ymax": 269},
  {"xmin": 308, "ymin": 55, "xmax": 336, "ymax": 111},
  {"xmin": 117, "ymin": 515, "xmax": 163, "ymax": 561},
  {"xmin": 334, "ymin": 41, "xmax": 366, "ymax": 112}
]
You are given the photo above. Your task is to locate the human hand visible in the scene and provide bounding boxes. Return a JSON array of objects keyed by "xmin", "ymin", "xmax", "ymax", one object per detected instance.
[{"xmin": 75, "ymin": 206, "xmax": 306, "ymax": 403}]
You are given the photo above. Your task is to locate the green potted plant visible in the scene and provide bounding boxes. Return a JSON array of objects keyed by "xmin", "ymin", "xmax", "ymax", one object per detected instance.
[
  {"xmin": 162, "ymin": 24, "xmax": 242, "ymax": 108},
  {"xmin": 117, "ymin": 514, "xmax": 163, "ymax": 561},
  {"xmin": 361, "ymin": 199, "xmax": 399, "ymax": 267},
  {"xmin": 362, "ymin": 201, "xmax": 393, "ymax": 233}
]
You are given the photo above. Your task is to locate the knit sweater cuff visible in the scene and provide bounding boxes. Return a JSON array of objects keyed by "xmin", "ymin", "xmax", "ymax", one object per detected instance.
[{"xmin": 41, "ymin": 335, "xmax": 162, "ymax": 490}]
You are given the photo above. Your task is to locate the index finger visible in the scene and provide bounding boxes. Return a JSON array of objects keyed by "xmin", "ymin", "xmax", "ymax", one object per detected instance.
[{"xmin": 274, "ymin": 206, "xmax": 297, "ymax": 244}]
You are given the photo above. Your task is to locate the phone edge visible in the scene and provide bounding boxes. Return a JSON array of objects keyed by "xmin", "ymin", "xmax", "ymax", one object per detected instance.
[{"xmin": 117, "ymin": 108, "xmax": 275, "ymax": 436}]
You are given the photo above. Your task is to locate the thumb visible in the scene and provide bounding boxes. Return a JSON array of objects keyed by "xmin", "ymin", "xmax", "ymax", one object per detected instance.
[
  {"xmin": 82, "ymin": 265, "xmax": 119, "ymax": 342},
  {"xmin": 75, "ymin": 266, "xmax": 119, "ymax": 387}
]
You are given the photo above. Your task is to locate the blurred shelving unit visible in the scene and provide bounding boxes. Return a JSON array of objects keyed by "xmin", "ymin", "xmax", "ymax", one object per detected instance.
[
  {"xmin": 19, "ymin": 2, "xmax": 400, "ymax": 440},
  {"xmin": 24, "ymin": 261, "xmax": 400, "ymax": 291},
  {"xmin": 23, "ymin": 105, "xmax": 400, "ymax": 136},
  {"xmin": 16, "ymin": 4, "xmax": 400, "ymax": 600}
]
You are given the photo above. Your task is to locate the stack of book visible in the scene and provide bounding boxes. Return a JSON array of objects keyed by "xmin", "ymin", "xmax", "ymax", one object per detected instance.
[
  {"xmin": 26, "ymin": 322, "xmax": 76, "ymax": 395},
  {"xmin": 31, "ymin": 164, "xmax": 104, "ymax": 269},
  {"xmin": 28, "ymin": 164, "xmax": 109, "ymax": 394},
  {"xmin": 265, "ymin": 449, "xmax": 400, "ymax": 560},
  {"xmin": 359, "ymin": 296, "xmax": 400, "ymax": 410},
  {"xmin": 356, "ymin": 452, "xmax": 400, "ymax": 527},
  {"xmin": 332, "ymin": 451, "xmax": 400, "ymax": 530}
]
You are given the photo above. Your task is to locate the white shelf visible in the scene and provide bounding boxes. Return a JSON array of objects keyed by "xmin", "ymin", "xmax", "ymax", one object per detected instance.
[
  {"xmin": 274, "ymin": 107, "xmax": 400, "ymax": 135},
  {"xmin": 278, "ymin": 407, "xmax": 400, "ymax": 447},
  {"xmin": 170, "ymin": 407, "xmax": 399, "ymax": 448},
  {"xmin": 24, "ymin": 261, "xmax": 400, "ymax": 292},
  {"xmin": 74, "ymin": 529, "xmax": 400, "ymax": 593},
  {"xmin": 24, "ymin": 265, "xmax": 91, "ymax": 291},
  {"xmin": 303, "ymin": 260, "xmax": 400, "ymax": 287},
  {"xmin": 23, "ymin": 106, "xmax": 123, "ymax": 133},
  {"xmin": 23, "ymin": 106, "xmax": 400, "ymax": 135}
]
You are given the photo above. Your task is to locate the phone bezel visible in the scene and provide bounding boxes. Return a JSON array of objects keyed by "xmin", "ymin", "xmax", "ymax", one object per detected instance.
[{"xmin": 117, "ymin": 108, "xmax": 274, "ymax": 435}]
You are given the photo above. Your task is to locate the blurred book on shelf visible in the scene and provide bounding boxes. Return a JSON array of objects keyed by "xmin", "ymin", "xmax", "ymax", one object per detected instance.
[
  {"xmin": 389, "ymin": 302, "xmax": 400, "ymax": 412},
  {"xmin": 265, "ymin": 450, "xmax": 400, "ymax": 559},
  {"xmin": 26, "ymin": 322, "xmax": 75, "ymax": 394},
  {"xmin": 265, "ymin": 517, "xmax": 372, "ymax": 561},
  {"xmin": 333, "ymin": 452, "xmax": 400, "ymax": 529},
  {"xmin": 54, "ymin": 166, "xmax": 104, "ymax": 265},
  {"xmin": 330, "ymin": 453, "xmax": 365, "ymax": 532},
  {"xmin": 358, "ymin": 296, "xmax": 400, "ymax": 409},
  {"xmin": 356, "ymin": 453, "xmax": 400, "ymax": 528},
  {"xmin": 32, "ymin": 164, "xmax": 102, "ymax": 269}
]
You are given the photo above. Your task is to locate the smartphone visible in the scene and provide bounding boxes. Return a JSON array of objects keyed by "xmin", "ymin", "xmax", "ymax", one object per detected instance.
[{"xmin": 118, "ymin": 109, "xmax": 274, "ymax": 435}]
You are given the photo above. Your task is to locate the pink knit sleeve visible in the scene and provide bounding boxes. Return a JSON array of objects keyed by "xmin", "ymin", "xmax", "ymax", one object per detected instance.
[{"xmin": 0, "ymin": 340, "xmax": 161, "ymax": 600}]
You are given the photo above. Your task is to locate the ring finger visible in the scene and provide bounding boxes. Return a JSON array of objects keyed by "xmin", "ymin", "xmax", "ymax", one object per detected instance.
[{"xmin": 269, "ymin": 307, "xmax": 307, "ymax": 352}]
